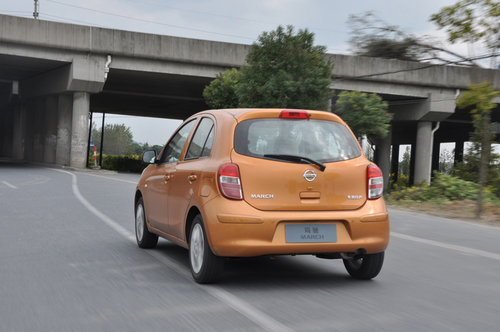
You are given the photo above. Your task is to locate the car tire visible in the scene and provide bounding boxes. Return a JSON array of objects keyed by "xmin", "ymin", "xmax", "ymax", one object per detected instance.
[
  {"xmin": 189, "ymin": 215, "xmax": 224, "ymax": 284},
  {"xmin": 135, "ymin": 197, "xmax": 158, "ymax": 249},
  {"xmin": 343, "ymin": 252, "xmax": 384, "ymax": 280}
]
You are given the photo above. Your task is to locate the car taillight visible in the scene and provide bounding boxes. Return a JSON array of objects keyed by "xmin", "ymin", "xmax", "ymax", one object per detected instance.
[
  {"xmin": 279, "ymin": 110, "xmax": 311, "ymax": 119},
  {"xmin": 367, "ymin": 164, "xmax": 384, "ymax": 200},
  {"xmin": 217, "ymin": 163, "xmax": 243, "ymax": 200}
]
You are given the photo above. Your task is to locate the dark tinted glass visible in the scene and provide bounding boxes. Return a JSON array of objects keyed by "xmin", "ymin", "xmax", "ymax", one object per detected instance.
[
  {"xmin": 186, "ymin": 118, "xmax": 215, "ymax": 160},
  {"xmin": 201, "ymin": 125, "xmax": 214, "ymax": 158},
  {"xmin": 159, "ymin": 119, "xmax": 196, "ymax": 163}
]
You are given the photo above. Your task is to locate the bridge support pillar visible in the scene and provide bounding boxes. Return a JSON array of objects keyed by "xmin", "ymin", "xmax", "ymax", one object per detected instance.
[
  {"xmin": 70, "ymin": 92, "xmax": 90, "ymax": 168},
  {"xmin": 12, "ymin": 103, "xmax": 26, "ymax": 161},
  {"xmin": 32, "ymin": 99, "xmax": 45, "ymax": 162},
  {"xmin": 43, "ymin": 96, "xmax": 58, "ymax": 164},
  {"xmin": 454, "ymin": 140, "xmax": 464, "ymax": 166},
  {"xmin": 391, "ymin": 142, "xmax": 400, "ymax": 184},
  {"xmin": 414, "ymin": 121, "xmax": 433, "ymax": 184},
  {"xmin": 56, "ymin": 94, "xmax": 73, "ymax": 166},
  {"xmin": 0, "ymin": 104, "xmax": 14, "ymax": 158},
  {"xmin": 375, "ymin": 128, "xmax": 392, "ymax": 189}
]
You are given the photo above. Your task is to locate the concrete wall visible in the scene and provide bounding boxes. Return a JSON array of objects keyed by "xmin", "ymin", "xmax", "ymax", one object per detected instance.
[
  {"xmin": 331, "ymin": 54, "xmax": 500, "ymax": 91},
  {"xmin": 0, "ymin": 14, "xmax": 250, "ymax": 71}
]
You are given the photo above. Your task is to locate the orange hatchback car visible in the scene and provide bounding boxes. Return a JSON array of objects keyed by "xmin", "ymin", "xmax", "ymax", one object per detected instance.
[{"xmin": 135, "ymin": 109, "xmax": 389, "ymax": 283}]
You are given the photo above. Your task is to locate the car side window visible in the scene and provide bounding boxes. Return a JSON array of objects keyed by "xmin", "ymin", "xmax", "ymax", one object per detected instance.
[
  {"xmin": 159, "ymin": 119, "xmax": 196, "ymax": 163},
  {"xmin": 185, "ymin": 117, "xmax": 215, "ymax": 160}
]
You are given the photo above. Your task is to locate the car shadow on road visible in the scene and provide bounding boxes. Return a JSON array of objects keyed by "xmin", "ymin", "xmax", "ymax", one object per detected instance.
[{"xmin": 154, "ymin": 240, "xmax": 379, "ymax": 289}]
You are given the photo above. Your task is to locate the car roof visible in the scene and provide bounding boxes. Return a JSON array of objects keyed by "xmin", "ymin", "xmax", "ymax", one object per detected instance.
[{"xmin": 196, "ymin": 108, "xmax": 344, "ymax": 123}]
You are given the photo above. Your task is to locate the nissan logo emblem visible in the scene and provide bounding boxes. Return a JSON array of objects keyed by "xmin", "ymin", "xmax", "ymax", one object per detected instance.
[{"xmin": 303, "ymin": 170, "xmax": 317, "ymax": 182}]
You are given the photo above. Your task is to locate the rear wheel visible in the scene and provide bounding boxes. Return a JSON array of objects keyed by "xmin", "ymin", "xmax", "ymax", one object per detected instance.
[
  {"xmin": 189, "ymin": 215, "xmax": 224, "ymax": 283},
  {"xmin": 343, "ymin": 252, "xmax": 384, "ymax": 280},
  {"xmin": 135, "ymin": 197, "xmax": 158, "ymax": 249}
]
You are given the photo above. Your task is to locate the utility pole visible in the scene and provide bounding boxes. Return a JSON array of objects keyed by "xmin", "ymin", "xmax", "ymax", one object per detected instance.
[{"xmin": 33, "ymin": 0, "xmax": 39, "ymax": 19}]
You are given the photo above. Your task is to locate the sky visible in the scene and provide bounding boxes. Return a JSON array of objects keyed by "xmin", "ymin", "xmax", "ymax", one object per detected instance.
[{"xmin": 0, "ymin": 0, "xmax": 493, "ymax": 145}]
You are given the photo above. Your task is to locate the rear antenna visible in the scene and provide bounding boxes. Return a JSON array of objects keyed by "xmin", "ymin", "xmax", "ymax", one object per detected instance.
[{"xmin": 33, "ymin": 0, "xmax": 39, "ymax": 19}]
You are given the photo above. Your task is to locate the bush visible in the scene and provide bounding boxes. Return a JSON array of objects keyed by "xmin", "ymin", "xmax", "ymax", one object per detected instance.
[
  {"xmin": 100, "ymin": 154, "xmax": 147, "ymax": 173},
  {"xmin": 387, "ymin": 172, "xmax": 499, "ymax": 203},
  {"xmin": 389, "ymin": 173, "xmax": 409, "ymax": 191}
]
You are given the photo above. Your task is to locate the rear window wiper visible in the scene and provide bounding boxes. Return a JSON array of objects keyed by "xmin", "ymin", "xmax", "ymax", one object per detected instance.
[{"xmin": 263, "ymin": 154, "xmax": 326, "ymax": 172}]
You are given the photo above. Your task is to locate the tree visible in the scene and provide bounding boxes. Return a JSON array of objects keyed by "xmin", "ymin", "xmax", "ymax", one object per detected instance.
[
  {"xmin": 430, "ymin": 0, "xmax": 500, "ymax": 53},
  {"xmin": 92, "ymin": 123, "xmax": 134, "ymax": 156},
  {"xmin": 347, "ymin": 12, "xmax": 478, "ymax": 65},
  {"xmin": 203, "ymin": 68, "xmax": 241, "ymax": 109},
  {"xmin": 237, "ymin": 25, "xmax": 333, "ymax": 110},
  {"xmin": 399, "ymin": 146, "xmax": 411, "ymax": 178},
  {"xmin": 439, "ymin": 149, "xmax": 455, "ymax": 174},
  {"xmin": 354, "ymin": 38, "xmax": 422, "ymax": 62},
  {"xmin": 456, "ymin": 82, "xmax": 500, "ymax": 218},
  {"xmin": 334, "ymin": 91, "xmax": 392, "ymax": 140},
  {"xmin": 454, "ymin": 147, "xmax": 500, "ymax": 196}
]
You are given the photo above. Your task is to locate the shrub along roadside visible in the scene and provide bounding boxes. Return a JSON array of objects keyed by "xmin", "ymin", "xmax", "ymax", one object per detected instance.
[
  {"xmin": 388, "ymin": 172, "xmax": 499, "ymax": 204},
  {"xmin": 386, "ymin": 172, "xmax": 500, "ymax": 222},
  {"xmin": 89, "ymin": 154, "xmax": 148, "ymax": 173}
]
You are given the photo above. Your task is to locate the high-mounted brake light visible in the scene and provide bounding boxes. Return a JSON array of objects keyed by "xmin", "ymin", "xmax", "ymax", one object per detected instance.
[
  {"xmin": 217, "ymin": 163, "xmax": 243, "ymax": 200},
  {"xmin": 367, "ymin": 164, "xmax": 384, "ymax": 200},
  {"xmin": 279, "ymin": 110, "xmax": 311, "ymax": 119}
]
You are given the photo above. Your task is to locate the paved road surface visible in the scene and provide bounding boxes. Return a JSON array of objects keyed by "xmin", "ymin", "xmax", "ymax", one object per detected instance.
[{"xmin": 1, "ymin": 162, "xmax": 499, "ymax": 331}]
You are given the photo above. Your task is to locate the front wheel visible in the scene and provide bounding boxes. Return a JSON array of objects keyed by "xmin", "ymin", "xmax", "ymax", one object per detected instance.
[
  {"xmin": 135, "ymin": 197, "xmax": 158, "ymax": 249},
  {"xmin": 189, "ymin": 215, "xmax": 224, "ymax": 284},
  {"xmin": 343, "ymin": 252, "xmax": 384, "ymax": 280}
]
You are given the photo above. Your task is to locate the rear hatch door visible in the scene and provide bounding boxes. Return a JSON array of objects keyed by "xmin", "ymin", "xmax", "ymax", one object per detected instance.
[{"xmin": 231, "ymin": 112, "xmax": 368, "ymax": 211}]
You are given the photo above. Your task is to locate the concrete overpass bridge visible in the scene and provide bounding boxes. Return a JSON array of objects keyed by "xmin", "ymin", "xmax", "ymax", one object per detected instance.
[{"xmin": 1, "ymin": 14, "xmax": 499, "ymax": 185}]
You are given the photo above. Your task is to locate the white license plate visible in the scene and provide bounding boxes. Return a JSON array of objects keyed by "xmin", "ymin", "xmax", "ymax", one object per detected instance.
[{"xmin": 285, "ymin": 224, "xmax": 337, "ymax": 243}]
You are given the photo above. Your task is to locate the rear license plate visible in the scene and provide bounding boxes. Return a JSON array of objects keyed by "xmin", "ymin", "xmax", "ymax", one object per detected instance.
[{"xmin": 285, "ymin": 224, "xmax": 337, "ymax": 243}]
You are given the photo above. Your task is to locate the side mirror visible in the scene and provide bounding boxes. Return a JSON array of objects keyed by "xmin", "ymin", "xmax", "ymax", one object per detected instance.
[{"xmin": 142, "ymin": 150, "xmax": 157, "ymax": 164}]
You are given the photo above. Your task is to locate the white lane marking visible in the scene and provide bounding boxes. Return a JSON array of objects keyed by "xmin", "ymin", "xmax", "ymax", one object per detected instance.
[
  {"xmin": 53, "ymin": 168, "xmax": 293, "ymax": 332},
  {"xmin": 54, "ymin": 169, "xmax": 134, "ymax": 241},
  {"xmin": 1, "ymin": 181, "xmax": 18, "ymax": 189},
  {"xmin": 76, "ymin": 172, "xmax": 138, "ymax": 185},
  {"xmin": 391, "ymin": 232, "xmax": 500, "ymax": 262},
  {"xmin": 205, "ymin": 286, "xmax": 294, "ymax": 332}
]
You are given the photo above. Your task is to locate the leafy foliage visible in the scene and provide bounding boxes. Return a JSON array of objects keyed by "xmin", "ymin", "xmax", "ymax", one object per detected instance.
[
  {"xmin": 399, "ymin": 146, "xmax": 411, "ymax": 178},
  {"xmin": 91, "ymin": 123, "xmax": 133, "ymax": 156},
  {"xmin": 439, "ymin": 149, "xmax": 455, "ymax": 174},
  {"xmin": 430, "ymin": 0, "xmax": 500, "ymax": 50},
  {"xmin": 347, "ymin": 11, "xmax": 478, "ymax": 65},
  {"xmin": 388, "ymin": 172, "xmax": 498, "ymax": 202},
  {"xmin": 354, "ymin": 38, "xmax": 422, "ymax": 61},
  {"xmin": 454, "ymin": 148, "xmax": 500, "ymax": 197},
  {"xmin": 203, "ymin": 25, "xmax": 333, "ymax": 110},
  {"xmin": 127, "ymin": 141, "xmax": 163, "ymax": 156},
  {"xmin": 237, "ymin": 25, "xmax": 333, "ymax": 110},
  {"xmin": 91, "ymin": 123, "xmax": 162, "ymax": 157},
  {"xmin": 203, "ymin": 68, "xmax": 241, "ymax": 109},
  {"xmin": 456, "ymin": 82, "xmax": 500, "ymax": 216},
  {"xmin": 334, "ymin": 91, "xmax": 392, "ymax": 139},
  {"xmin": 101, "ymin": 154, "xmax": 147, "ymax": 173}
]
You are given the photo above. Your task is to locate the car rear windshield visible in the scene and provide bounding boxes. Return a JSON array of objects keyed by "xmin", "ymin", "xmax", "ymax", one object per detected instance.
[{"xmin": 234, "ymin": 118, "xmax": 361, "ymax": 163}]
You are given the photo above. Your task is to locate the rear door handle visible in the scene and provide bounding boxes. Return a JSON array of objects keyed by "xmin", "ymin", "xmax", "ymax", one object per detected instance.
[{"xmin": 187, "ymin": 175, "xmax": 197, "ymax": 182}]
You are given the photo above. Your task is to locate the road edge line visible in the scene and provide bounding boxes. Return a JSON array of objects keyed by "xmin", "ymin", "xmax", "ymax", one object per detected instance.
[
  {"xmin": 391, "ymin": 232, "xmax": 500, "ymax": 261},
  {"xmin": 52, "ymin": 168, "xmax": 294, "ymax": 332}
]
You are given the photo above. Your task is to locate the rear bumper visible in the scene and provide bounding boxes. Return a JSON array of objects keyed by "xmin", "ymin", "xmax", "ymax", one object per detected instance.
[{"xmin": 201, "ymin": 198, "xmax": 390, "ymax": 257}]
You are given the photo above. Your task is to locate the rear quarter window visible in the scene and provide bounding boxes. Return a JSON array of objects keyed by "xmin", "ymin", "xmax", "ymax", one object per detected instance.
[
  {"xmin": 185, "ymin": 117, "xmax": 215, "ymax": 160},
  {"xmin": 234, "ymin": 118, "xmax": 361, "ymax": 162}
]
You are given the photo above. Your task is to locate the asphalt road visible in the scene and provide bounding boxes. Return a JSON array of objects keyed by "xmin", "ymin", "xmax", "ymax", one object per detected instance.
[{"xmin": 1, "ymin": 162, "xmax": 500, "ymax": 332}]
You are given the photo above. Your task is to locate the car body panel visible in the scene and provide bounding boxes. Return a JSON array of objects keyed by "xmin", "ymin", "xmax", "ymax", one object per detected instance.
[{"xmin": 233, "ymin": 153, "xmax": 368, "ymax": 211}]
